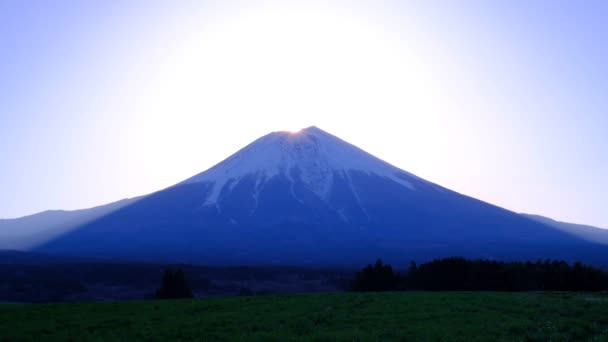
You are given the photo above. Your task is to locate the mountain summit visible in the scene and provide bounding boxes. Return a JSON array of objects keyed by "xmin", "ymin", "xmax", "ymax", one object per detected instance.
[
  {"xmin": 33, "ymin": 127, "xmax": 607, "ymax": 266},
  {"xmin": 182, "ymin": 126, "xmax": 426, "ymax": 208}
]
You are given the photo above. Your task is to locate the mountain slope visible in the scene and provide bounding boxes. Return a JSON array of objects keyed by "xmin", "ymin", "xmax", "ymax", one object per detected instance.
[
  {"xmin": 522, "ymin": 214, "xmax": 608, "ymax": 245},
  {"xmin": 25, "ymin": 127, "xmax": 608, "ymax": 266},
  {"xmin": 0, "ymin": 197, "xmax": 141, "ymax": 250}
]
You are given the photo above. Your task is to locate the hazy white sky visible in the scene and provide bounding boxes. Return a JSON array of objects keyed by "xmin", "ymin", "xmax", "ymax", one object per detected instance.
[{"xmin": 1, "ymin": 1, "xmax": 607, "ymax": 228}]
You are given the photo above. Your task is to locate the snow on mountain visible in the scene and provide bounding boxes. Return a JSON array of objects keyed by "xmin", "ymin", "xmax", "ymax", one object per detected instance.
[
  {"xmin": 26, "ymin": 126, "xmax": 608, "ymax": 267},
  {"xmin": 182, "ymin": 126, "xmax": 428, "ymax": 206}
]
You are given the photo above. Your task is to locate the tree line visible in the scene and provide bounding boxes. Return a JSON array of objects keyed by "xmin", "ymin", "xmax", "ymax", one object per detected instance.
[
  {"xmin": 352, "ymin": 257, "xmax": 608, "ymax": 292},
  {"xmin": 153, "ymin": 257, "xmax": 608, "ymax": 299}
]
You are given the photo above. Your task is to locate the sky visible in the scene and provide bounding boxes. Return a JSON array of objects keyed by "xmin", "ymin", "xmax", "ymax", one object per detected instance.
[{"xmin": 0, "ymin": 0, "xmax": 607, "ymax": 228}]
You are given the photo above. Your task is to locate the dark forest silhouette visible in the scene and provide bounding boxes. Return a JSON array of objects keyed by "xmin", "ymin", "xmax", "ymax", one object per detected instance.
[
  {"xmin": 352, "ymin": 257, "xmax": 608, "ymax": 292},
  {"xmin": 155, "ymin": 269, "xmax": 194, "ymax": 299}
]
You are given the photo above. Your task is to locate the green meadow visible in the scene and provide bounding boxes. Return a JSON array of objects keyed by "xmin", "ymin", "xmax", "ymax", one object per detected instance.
[{"xmin": 1, "ymin": 292, "xmax": 608, "ymax": 341}]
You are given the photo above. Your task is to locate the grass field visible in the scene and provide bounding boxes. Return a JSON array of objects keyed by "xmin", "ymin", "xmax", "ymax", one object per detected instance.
[{"xmin": 1, "ymin": 292, "xmax": 608, "ymax": 341}]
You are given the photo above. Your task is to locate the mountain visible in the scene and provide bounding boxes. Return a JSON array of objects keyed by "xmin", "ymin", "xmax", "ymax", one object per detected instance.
[
  {"xmin": 4, "ymin": 126, "xmax": 606, "ymax": 267},
  {"xmin": 0, "ymin": 197, "xmax": 140, "ymax": 250},
  {"xmin": 522, "ymin": 214, "xmax": 608, "ymax": 245}
]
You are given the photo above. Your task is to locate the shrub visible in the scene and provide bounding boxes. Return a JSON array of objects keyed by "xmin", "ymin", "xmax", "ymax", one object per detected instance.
[
  {"xmin": 351, "ymin": 259, "xmax": 399, "ymax": 291},
  {"xmin": 155, "ymin": 269, "xmax": 194, "ymax": 299}
]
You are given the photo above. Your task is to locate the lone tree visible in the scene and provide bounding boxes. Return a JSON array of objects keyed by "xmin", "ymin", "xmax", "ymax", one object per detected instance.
[
  {"xmin": 352, "ymin": 259, "xmax": 399, "ymax": 292},
  {"xmin": 155, "ymin": 268, "xmax": 194, "ymax": 299}
]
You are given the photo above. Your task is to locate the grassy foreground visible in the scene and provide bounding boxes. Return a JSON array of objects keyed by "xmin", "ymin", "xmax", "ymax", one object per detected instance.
[{"xmin": 1, "ymin": 292, "xmax": 608, "ymax": 341}]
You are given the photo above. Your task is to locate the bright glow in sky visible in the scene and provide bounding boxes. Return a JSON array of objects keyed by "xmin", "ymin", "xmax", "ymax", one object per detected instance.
[{"xmin": 1, "ymin": 1, "xmax": 607, "ymax": 228}]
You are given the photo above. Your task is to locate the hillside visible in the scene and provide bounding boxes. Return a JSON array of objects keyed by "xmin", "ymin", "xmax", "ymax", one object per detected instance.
[{"xmin": 522, "ymin": 214, "xmax": 608, "ymax": 245}]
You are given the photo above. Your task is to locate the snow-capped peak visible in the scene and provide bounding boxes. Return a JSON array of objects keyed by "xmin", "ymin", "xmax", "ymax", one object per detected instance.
[{"xmin": 182, "ymin": 126, "xmax": 421, "ymax": 204}]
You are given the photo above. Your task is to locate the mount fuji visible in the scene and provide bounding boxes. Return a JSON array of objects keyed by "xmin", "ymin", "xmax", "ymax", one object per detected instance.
[{"xmin": 7, "ymin": 126, "xmax": 608, "ymax": 267}]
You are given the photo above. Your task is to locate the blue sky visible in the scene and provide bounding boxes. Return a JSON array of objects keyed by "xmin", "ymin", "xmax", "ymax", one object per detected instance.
[{"xmin": 1, "ymin": 0, "xmax": 607, "ymax": 228}]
